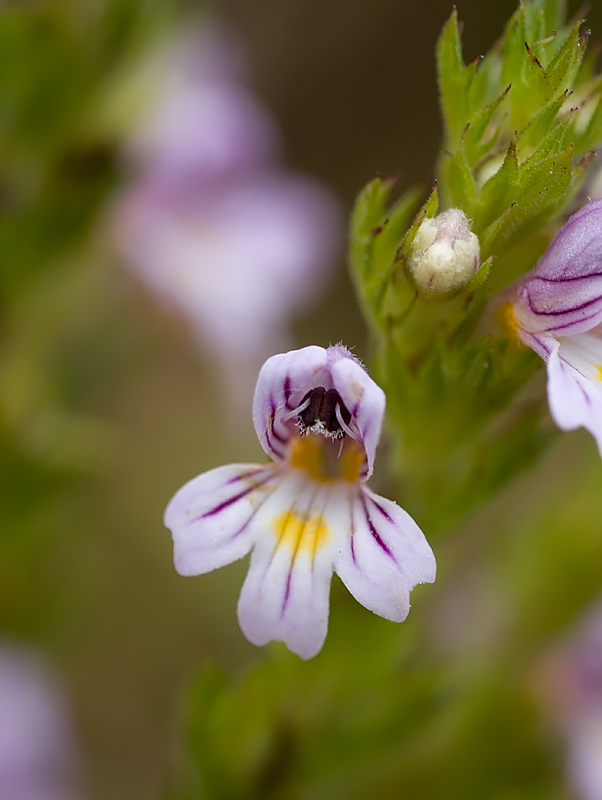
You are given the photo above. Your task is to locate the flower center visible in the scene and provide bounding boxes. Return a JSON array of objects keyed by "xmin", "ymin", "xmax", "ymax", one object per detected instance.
[
  {"xmin": 288, "ymin": 435, "xmax": 364, "ymax": 483},
  {"xmin": 281, "ymin": 386, "xmax": 364, "ymax": 482},
  {"xmin": 296, "ymin": 387, "xmax": 353, "ymax": 439}
]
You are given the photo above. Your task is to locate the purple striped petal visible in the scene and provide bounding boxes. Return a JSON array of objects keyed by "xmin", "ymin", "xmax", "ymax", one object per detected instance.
[
  {"xmin": 333, "ymin": 486, "xmax": 436, "ymax": 622},
  {"xmin": 329, "ymin": 351, "xmax": 385, "ymax": 477},
  {"xmin": 252, "ymin": 345, "xmax": 329, "ymax": 460},
  {"xmin": 252, "ymin": 344, "xmax": 385, "ymax": 478},
  {"xmin": 237, "ymin": 473, "xmax": 341, "ymax": 659},
  {"xmin": 513, "ymin": 200, "xmax": 602, "ymax": 338},
  {"xmin": 164, "ymin": 463, "xmax": 278, "ymax": 575}
]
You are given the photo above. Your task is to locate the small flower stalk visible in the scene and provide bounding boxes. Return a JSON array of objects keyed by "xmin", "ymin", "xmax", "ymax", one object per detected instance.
[
  {"xmin": 164, "ymin": 345, "xmax": 436, "ymax": 659},
  {"xmin": 509, "ymin": 199, "xmax": 602, "ymax": 456},
  {"xmin": 408, "ymin": 209, "xmax": 480, "ymax": 296}
]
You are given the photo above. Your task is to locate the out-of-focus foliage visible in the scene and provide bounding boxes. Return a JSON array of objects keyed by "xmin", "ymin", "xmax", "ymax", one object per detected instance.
[{"xmin": 0, "ymin": 0, "xmax": 186, "ymax": 622}]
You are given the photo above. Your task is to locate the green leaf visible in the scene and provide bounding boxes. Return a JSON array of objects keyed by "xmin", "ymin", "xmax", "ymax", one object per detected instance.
[
  {"xmin": 524, "ymin": 42, "xmax": 549, "ymax": 101},
  {"xmin": 348, "ymin": 177, "xmax": 394, "ymax": 285},
  {"xmin": 480, "ymin": 203, "xmax": 518, "ymax": 258},
  {"xmin": 478, "ymin": 135, "xmax": 519, "ymax": 230},
  {"xmin": 437, "ymin": 8, "xmax": 480, "ymax": 145},
  {"xmin": 523, "ymin": 111, "xmax": 572, "ymax": 164},
  {"xmin": 516, "ymin": 145, "xmax": 573, "ymax": 216},
  {"xmin": 441, "ymin": 144, "xmax": 478, "ymax": 216},
  {"xmin": 463, "ymin": 85, "xmax": 511, "ymax": 166},
  {"xmin": 349, "ymin": 178, "xmax": 422, "ymax": 326},
  {"xmin": 501, "ymin": 5, "xmax": 528, "ymax": 90},
  {"xmin": 516, "ymin": 91, "xmax": 568, "ymax": 153},
  {"xmin": 544, "ymin": 21, "xmax": 586, "ymax": 99},
  {"xmin": 575, "ymin": 88, "xmax": 602, "ymax": 154}
]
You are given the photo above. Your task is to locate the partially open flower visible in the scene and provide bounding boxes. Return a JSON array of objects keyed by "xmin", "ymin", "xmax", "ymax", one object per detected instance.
[
  {"xmin": 509, "ymin": 199, "xmax": 602, "ymax": 456},
  {"xmin": 164, "ymin": 345, "xmax": 436, "ymax": 659},
  {"xmin": 407, "ymin": 209, "xmax": 480, "ymax": 295}
]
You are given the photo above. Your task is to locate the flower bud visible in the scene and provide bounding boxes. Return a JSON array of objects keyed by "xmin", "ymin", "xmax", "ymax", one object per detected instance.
[{"xmin": 407, "ymin": 209, "xmax": 480, "ymax": 295}]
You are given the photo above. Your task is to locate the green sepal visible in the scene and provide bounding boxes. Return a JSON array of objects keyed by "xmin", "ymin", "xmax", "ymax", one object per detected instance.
[
  {"xmin": 464, "ymin": 255, "xmax": 493, "ymax": 294},
  {"xmin": 395, "ymin": 182, "xmax": 439, "ymax": 264}
]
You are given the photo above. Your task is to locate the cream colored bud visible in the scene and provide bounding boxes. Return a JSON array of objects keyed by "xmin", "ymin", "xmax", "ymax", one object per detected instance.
[{"xmin": 407, "ymin": 209, "xmax": 480, "ymax": 295}]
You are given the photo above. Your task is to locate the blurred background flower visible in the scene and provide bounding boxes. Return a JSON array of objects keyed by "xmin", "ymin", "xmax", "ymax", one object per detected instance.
[
  {"xmin": 0, "ymin": 642, "xmax": 83, "ymax": 800},
  {"xmin": 111, "ymin": 24, "xmax": 343, "ymax": 405},
  {"xmin": 539, "ymin": 600, "xmax": 602, "ymax": 800}
]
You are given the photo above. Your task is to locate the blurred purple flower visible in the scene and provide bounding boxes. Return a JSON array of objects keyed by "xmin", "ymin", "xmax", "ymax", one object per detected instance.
[
  {"xmin": 510, "ymin": 199, "xmax": 602, "ymax": 455},
  {"xmin": 164, "ymin": 344, "xmax": 436, "ymax": 659},
  {"xmin": 113, "ymin": 27, "xmax": 343, "ymax": 389},
  {"xmin": 539, "ymin": 601, "xmax": 602, "ymax": 800},
  {"xmin": 0, "ymin": 643, "xmax": 83, "ymax": 800}
]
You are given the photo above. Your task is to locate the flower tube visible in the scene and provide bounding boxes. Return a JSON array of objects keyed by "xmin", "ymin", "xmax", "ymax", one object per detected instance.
[{"xmin": 164, "ymin": 345, "xmax": 436, "ymax": 659}]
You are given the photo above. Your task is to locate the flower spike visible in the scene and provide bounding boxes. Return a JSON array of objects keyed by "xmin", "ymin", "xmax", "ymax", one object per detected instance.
[
  {"xmin": 165, "ymin": 344, "xmax": 436, "ymax": 659},
  {"xmin": 509, "ymin": 199, "xmax": 602, "ymax": 455}
]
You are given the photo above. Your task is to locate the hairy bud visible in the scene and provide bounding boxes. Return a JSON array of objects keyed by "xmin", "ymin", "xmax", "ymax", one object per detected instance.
[{"xmin": 408, "ymin": 209, "xmax": 480, "ymax": 295}]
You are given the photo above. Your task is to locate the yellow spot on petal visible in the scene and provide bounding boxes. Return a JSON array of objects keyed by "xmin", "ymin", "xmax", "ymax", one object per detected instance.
[
  {"xmin": 340, "ymin": 446, "xmax": 364, "ymax": 482},
  {"xmin": 273, "ymin": 509, "xmax": 329, "ymax": 559},
  {"xmin": 496, "ymin": 301, "xmax": 526, "ymax": 349},
  {"xmin": 597, "ymin": 364, "xmax": 602, "ymax": 381},
  {"xmin": 499, "ymin": 302, "xmax": 519, "ymax": 336},
  {"xmin": 289, "ymin": 436, "xmax": 325, "ymax": 481},
  {"xmin": 288, "ymin": 436, "xmax": 364, "ymax": 483}
]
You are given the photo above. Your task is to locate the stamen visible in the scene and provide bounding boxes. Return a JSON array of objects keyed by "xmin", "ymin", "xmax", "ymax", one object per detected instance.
[
  {"xmin": 281, "ymin": 396, "xmax": 311, "ymax": 423},
  {"xmin": 335, "ymin": 403, "xmax": 361, "ymax": 441},
  {"xmin": 281, "ymin": 387, "xmax": 358, "ymax": 442}
]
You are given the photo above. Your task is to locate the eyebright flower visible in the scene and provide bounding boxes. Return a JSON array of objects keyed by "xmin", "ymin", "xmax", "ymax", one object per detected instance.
[
  {"xmin": 509, "ymin": 199, "xmax": 602, "ymax": 456},
  {"xmin": 164, "ymin": 345, "xmax": 436, "ymax": 659},
  {"xmin": 407, "ymin": 209, "xmax": 480, "ymax": 295}
]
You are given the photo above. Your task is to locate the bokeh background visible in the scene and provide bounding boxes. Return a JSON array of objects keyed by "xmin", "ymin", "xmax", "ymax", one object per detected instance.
[{"xmin": 3, "ymin": 1, "xmax": 602, "ymax": 798}]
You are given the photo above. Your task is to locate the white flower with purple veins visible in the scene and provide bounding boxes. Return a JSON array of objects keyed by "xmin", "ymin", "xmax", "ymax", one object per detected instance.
[
  {"xmin": 164, "ymin": 345, "xmax": 436, "ymax": 659},
  {"xmin": 510, "ymin": 199, "xmax": 602, "ymax": 455}
]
